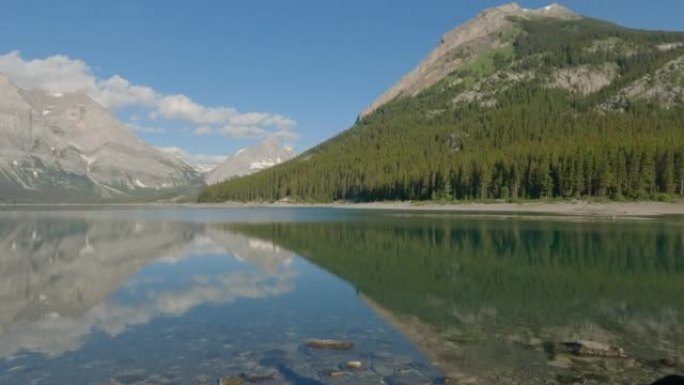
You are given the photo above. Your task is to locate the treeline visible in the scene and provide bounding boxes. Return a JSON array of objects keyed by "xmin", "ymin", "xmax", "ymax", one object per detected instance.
[
  {"xmin": 514, "ymin": 17, "xmax": 684, "ymax": 70},
  {"xmin": 199, "ymin": 18, "xmax": 684, "ymax": 203},
  {"xmin": 199, "ymin": 87, "xmax": 684, "ymax": 202},
  {"xmin": 389, "ymin": 141, "xmax": 684, "ymax": 202}
]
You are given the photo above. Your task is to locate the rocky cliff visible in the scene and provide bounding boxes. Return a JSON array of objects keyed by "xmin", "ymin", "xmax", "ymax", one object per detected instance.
[
  {"xmin": 0, "ymin": 74, "xmax": 203, "ymax": 202},
  {"xmin": 361, "ymin": 3, "xmax": 578, "ymax": 117}
]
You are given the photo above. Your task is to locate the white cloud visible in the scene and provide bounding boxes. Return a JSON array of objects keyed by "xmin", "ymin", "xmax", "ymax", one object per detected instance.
[
  {"xmin": 0, "ymin": 51, "xmax": 298, "ymax": 140},
  {"xmin": 0, "ymin": 255, "xmax": 295, "ymax": 358},
  {"xmin": 273, "ymin": 128, "xmax": 300, "ymax": 141},
  {"xmin": 154, "ymin": 94, "xmax": 235, "ymax": 124},
  {"xmin": 194, "ymin": 124, "xmax": 267, "ymax": 139},
  {"xmin": 155, "ymin": 96, "xmax": 295, "ymax": 138},
  {"xmin": 96, "ymin": 75, "xmax": 158, "ymax": 109},
  {"xmin": 0, "ymin": 51, "xmax": 97, "ymax": 94},
  {"xmin": 229, "ymin": 112, "xmax": 296, "ymax": 130}
]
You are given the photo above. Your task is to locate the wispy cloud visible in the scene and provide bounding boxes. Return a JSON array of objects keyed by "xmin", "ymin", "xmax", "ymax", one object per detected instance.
[{"xmin": 0, "ymin": 51, "xmax": 297, "ymax": 140}]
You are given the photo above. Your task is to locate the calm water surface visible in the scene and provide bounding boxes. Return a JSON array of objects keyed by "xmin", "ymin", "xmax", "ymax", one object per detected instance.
[{"xmin": 0, "ymin": 207, "xmax": 682, "ymax": 385}]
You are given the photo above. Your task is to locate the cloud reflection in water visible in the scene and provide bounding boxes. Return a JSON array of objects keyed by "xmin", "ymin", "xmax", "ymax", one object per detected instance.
[{"xmin": 0, "ymin": 215, "xmax": 296, "ymax": 358}]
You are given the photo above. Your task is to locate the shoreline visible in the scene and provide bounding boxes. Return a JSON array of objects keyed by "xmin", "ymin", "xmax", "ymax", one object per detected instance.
[
  {"xmin": 2, "ymin": 200, "xmax": 684, "ymax": 217},
  {"xmin": 209, "ymin": 200, "xmax": 684, "ymax": 217},
  {"xmin": 351, "ymin": 201, "xmax": 684, "ymax": 217}
]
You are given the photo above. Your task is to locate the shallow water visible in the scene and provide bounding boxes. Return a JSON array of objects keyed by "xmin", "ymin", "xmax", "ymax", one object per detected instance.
[{"xmin": 0, "ymin": 207, "xmax": 683, "ymax": 384}]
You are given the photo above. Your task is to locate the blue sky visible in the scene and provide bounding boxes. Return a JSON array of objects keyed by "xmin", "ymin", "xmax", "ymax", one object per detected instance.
[{"xmin": 1, "ymin": 0, "xmax": 682, "ymax": 168}]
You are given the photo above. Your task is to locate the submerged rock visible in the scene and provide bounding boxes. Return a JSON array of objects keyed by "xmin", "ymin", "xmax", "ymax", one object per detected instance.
[
  {"xmin": 343, "ymin": 360, "xmax": 364, "ymax": 370},
  {"xmin": 385, "ymin": 373, "xmax": 434, "ymax": 385},
  {"xmin": 113, "ymin": 370, "xmax": 148, "ymax": 384},
  {"xmin": 558, "ymin": 340, "xmax": 627, "ymax": 358},
  {"xmin": 321, "ymin": 369, "xmax": 350, "ymax": 378},
  {"xmin": 194, "ymin": 375, "xmax": 212, "ymax": 385},
  {"xmin": 556, "ymin": 372, "xmax": 585, "ymax": 384},
  {"xmin": 583, "ymin": 371, "xmax": 612, "ymax": 383},
  {"xmin": 305, "ymin": 339, "xmax": 354, "ymax": 350},
  {"xmin": 651, "ymin": 356, "xmax": 684, "ymax": 369},
  {"xmin": 547, "ymin": 354, "xmax": 573, "ymax": 369},
  {"xmin": 369, "ymin": 352, "xmax": 414, "ymax": 377},
  {"xmin": 218, "ymin": 378, "xmax": 244, "ymax": 385},
  {"xmin": 386, "ymin": 362, "xmax": 437, "ymax": 385},
  {"xmin": 239, "ymin": 372, "xmax": 277, "ymax": 383},
  {"xmin": 528, "ymin": 337, "xmax": 543, "ymax": 349}
]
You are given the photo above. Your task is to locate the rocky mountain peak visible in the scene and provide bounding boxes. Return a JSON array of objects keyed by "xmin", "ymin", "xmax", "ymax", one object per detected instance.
[
  {"xmin": 360, "ymin": 3, "xmax": 580, "ymax": 118},
  {"xmin": 477, "ymin": 2, "xmax": 524, "ymax": 18},
  {"xmin": 530, "ymin": 3, "xmax": 578, "ymax": 19},
  {"xmin": 204, "ymin": 136, "xmax": 294, "ymax": 185},
  {"xmin": 476, "ymin": 3, "xmax": 577, "ymax": 20},
  {"xmin": 0, "ymin": 74, "xmax": 202, "ymax": 202}
]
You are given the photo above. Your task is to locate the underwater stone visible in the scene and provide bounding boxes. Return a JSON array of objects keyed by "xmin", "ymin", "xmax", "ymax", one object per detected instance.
[
  {"xmin": 305, "ymin": 339, "xmax": 354, "ymax": 350},
  {"xmin": 218, "ymin": 377, "xmax": 244, "ymax": 385}
]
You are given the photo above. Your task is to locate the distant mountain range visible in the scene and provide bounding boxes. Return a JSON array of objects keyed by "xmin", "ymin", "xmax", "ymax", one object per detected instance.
[
  {"xmin": 204, "ymin": 136, "xmax": 294, "ymax": 185},
  {"xmin": 200, "ymin": 2, "xmax": 684, "ymax": 203},
  {"xmin": 0, "ymin": 74, "xmax": 203, "ymax": 202},
  {"xmin": 0, "ymin": 74, "xmax": 291, "ymax": 202}
]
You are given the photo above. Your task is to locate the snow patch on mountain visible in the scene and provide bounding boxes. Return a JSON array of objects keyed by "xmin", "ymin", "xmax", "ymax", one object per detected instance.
[
  {"xmin": 0, "ymin": 73, "xmax": 203, "ymax": 201},
  {"xmin": 204, "ymin": 137, "xmax": 294, "ymax": 184},
  {"xmin": 249, "ymin": 160, "xmax": 276, "ymax": 170}
]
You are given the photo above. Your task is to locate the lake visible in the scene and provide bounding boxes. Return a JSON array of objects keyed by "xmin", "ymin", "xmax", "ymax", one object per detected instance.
[{"xmin": 0, "ymin": 207, "xmax": 682, "ymax": 385}]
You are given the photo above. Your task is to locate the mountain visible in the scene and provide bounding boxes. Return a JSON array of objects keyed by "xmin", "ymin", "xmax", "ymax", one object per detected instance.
[
  {"xmin": 0, "ymin": 74, "xmax": 203, "ymax": 202},
  {"xmin": 360, "ymin": 3, "xmax": 579, "ymax": 117},
  {"xmin": 204, "ymin": 136, "xmax": 294, "ymax": 185},
  {"xmin": 199, "ymin": 2, "xmax": 684, "ymax": 203}
]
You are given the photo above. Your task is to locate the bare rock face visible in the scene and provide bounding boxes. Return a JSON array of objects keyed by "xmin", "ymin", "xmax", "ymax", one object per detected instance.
[
  {"xmin": 204, "ymin": 136, "xmax": 294, "ymax": 185},
  {"xmin": 657, "ymin": 42, "xmax": 684, "ymax": 51},
  {"xmin": 0, "ymin": 74, "xmax": 202, "ymax": 201},
  {"xmin": 612, "ymin": 55, "xmax": 684, "ymax": 108},
  {"xmin": 551, "ymin": 63, "xmax": 620, "ymax": 95},
  {"xmin": 360, "ymin": 3, "xmax": 580, "ymax": 118},
  {"xmin": 452, "ymin": 70, "xmax": 534, "ymax": 107}
]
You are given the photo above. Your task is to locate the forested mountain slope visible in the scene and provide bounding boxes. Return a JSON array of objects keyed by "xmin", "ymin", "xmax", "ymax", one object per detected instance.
[{"xmin": 199, "ymin": 4, "xmax": 684, "ymax": 203}]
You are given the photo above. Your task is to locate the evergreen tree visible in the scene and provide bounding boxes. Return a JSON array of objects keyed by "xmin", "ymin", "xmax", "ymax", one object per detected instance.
[{"xmin": 198, "ymin": 17, "xmax": 684, "ymax": 204}]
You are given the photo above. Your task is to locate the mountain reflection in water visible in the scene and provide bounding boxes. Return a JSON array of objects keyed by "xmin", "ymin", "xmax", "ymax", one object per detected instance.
[
  {"xmin": 0, "ymin": 215, "xmax": 295, "ymax": 359},
  {"xmin": 228, "ymin": 215, "xmax": 684, "ymax": 385},
  {"xmin": 0, "ymin": 208, "xmax": 439, "ymax": 385},
  {"xmin": 2, "ymin": 208, "xmax": 684, "ymax": 385}
]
